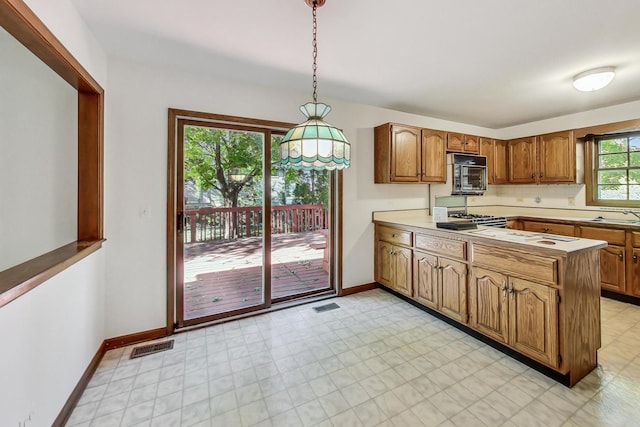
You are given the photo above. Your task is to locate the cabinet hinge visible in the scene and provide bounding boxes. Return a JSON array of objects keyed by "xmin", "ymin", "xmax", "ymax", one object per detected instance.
[
  {"xmin": 556, "ymin": 294, "xmax": 561, "ymax": 304},
  {"xmin": 558, "ymin": 354, "xmax": 562, "ymax": 365},
  {"xmin": 465, "ymin": 314, "xmax": 469, "ymax": 323}
]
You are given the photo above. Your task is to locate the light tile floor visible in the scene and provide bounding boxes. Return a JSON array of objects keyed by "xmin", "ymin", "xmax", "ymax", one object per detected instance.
[{"xmin": 67, "ymin": 289, "xmax": 640, "ymax": 426}]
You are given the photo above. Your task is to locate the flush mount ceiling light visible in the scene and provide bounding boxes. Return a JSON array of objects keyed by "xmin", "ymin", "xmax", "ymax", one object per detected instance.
[
  {"xmin": 572, "ymin": 67, "xmax": 616, "ymax": 92},
  {"xmin": 279, "ymin": 0, "xmax": 351, "ymax": 171}
]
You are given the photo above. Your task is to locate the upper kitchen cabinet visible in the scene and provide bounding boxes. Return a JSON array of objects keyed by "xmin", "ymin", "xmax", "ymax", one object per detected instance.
[
  {"xmin": 508, "ymin": 137, "xmax": 538, "ymax": 183},
  {"xmin": 421, "ymin": 128, "xmax": 447, "ymax": 182},
  {"xmin": 446, "ymin": 132, "xmax": 479, "ymax": 154},
  {"xmin": 480, "ymin": 138, "xmax": 509, "ymax": 184},
  {"xmin": 507, "ymin": 131, "xmax": 576, "ymax": 184},
  {"xmin": 374, "ymin": 123, "xmax": 446, "ymax": 183},
  {"xmin": 538, "ymin": 131, "xmax": 576, "ymax": 183}
]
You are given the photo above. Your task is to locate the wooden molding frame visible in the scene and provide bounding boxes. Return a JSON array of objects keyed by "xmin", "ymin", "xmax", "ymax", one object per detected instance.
[{"xmin": 0, "ymin": 0, "xmax": 104, "ymax": 307}]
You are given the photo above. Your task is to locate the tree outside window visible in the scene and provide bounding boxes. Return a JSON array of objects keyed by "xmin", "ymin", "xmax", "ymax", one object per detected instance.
[{"xmin": 595, "ymin": 132, "xmax": 640, "ymax": 202}]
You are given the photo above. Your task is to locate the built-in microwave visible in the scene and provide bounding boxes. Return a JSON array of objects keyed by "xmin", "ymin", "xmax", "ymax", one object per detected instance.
[{"xmin": 450, "ymin": 153, "xmax": 488, "ymax": 195}]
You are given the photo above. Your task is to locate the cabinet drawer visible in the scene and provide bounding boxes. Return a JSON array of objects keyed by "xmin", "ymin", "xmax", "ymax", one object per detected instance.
[
  {"xmin": 633, "ymin": 231, "xmax": 640, "ymax": 247},
  {"xmin": 377, "ymin": 226, "xmax": 412, "ymax": 246},
  {"xmin": 579, "ymin": 227, "xmax": 625, "ymax": 246},
  {"xmin": 415, "ymin": 234, "xmax": 466, "ymax": 260},
  {"xmin": 472, "ymin": 243, "xmax": 558, "ymax": 285},
  {"xmin": 522, "ymin": 221, "xmax": 574, "ymax": 237}
]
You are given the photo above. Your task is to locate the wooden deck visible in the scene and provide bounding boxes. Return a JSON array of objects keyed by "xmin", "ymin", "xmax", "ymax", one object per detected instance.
[{"xmin": 183, "ymin": 231, "xmax": 329, "ymax": 320}]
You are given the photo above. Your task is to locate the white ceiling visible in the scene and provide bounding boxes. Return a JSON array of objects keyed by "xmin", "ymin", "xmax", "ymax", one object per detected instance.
[{"xmin": 69, "ymin": 0, "xmax": 640, "ymax": 129}]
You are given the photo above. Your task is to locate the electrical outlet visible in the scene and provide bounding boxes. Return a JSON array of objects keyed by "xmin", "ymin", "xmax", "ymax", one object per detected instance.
[
  {"xmin": 568, "ymin": 197, "xmax": 575, "ymax": 206},
  {"xmin": 534, "ymin": 196, "xmax": 542, "ymax": 204}
]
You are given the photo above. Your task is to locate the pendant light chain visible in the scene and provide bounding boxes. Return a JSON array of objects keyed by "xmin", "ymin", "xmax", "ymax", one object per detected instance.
[{"xmin": 312, "ymin": 1, "xmax": 318, "ymax": 103}]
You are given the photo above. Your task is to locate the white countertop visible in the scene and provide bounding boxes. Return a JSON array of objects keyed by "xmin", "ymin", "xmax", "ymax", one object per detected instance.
[{"xmin": 373, "ymin": 209, "xmax": 607, "ymax": 254}]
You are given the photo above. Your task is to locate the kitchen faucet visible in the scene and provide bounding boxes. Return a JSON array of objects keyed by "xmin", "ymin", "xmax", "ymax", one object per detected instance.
[{"xmin": 623, "ymin": 209, "xmax": 640, "ymax": 220}]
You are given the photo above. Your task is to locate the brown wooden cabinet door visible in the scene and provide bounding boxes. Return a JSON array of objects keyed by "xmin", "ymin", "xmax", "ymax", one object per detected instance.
[
  {"xmin": 446, "ymin": 132, "xmax": 465, "ymax": 152},
  {"xmin": 439, "ymin": 257, "xmax": 468, "ymax": 323},
  {"xmin": 393, "ymin": 246, "xmax": 413, "ymax": 297},
  {"xmin": 493, "ymin": 140, "xmax": 510, "ymax": 184},
  {"xmin": 469, "ymin": 267, "xmax": 508, "ymax": 344},
  {"xmin": 464, "ymin": 135, "xmax": 479, "ymax": 154},
  {"xmin": 508, "ymin": 137, "xmax": 537, "ymax": 183},
  {"xmin": 390, "ymin": 125, "xmax": 420, "ymax": 182},
  {"xmin": 600, "ymin": 245, "xmax": 626, "ymax": 293},
  {"xmin": 631, "ymin": 248, "xmax": 640, "ymax": 297},
  {"xmin": 479, "ymin": 138, "xmax": 495, "ymax": 184},
  {"xmin": 376, "ymin": 241, "xmax": 394, "ymax": 287},
  {"xmin": 508, "ymin": 277, "xmax": 559, "ymax": 368},
  {"xmin": 414, "ymin": 251, "xmax": 439, "ymax": 310},
  {"xmin": 538, "ymin": 131, "xmax": 575, "ymax": 183},
  {"xmin": 421, "ymin": 129, "xmax": 447, "ymax": 182}
]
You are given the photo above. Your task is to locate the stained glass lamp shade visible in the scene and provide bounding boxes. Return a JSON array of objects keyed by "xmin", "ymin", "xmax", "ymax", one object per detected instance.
[{"xmin": 279, "ymin": 102, "xmax": 351, "ymax": 170}]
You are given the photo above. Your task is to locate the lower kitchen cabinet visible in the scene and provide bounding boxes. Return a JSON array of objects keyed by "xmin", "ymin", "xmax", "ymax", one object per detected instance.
[
  {"xmin": 509, "ymin": 276, "xmax": 559, "ymax": 368},
  {"xmin": 599, "ymin": 245, "xmax": 626, "ymax": 293},
  {"xmin": 376, "ymin": 240, "xmax": 412, "ymax": 297},
  {"xmin": 414, "ymin": 251, "xmax": 467, "ymax": 323},
  {"xmin": 373, "ymin": 221, "xmax": 603, "ymax": 386},
  {"xmin": 632, "ymin": 248, "xmax": 640, "ymax": 297},
  {"xmin": 579, "ymin": 226, "xmax": 627, "ymax": 294},
  {"xmin": 470, "ymin": 267, "xmax": 559, "ymax": 368},
  {"xmin": 522, "ymin": 220, "xmax": 575, "ymax": 237},
  {"xmin": 469, "ymin": 267, "xmax": 508, "ymax": 344}
]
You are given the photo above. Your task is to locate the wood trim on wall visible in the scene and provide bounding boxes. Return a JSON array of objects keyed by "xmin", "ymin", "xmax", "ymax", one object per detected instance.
[
  {"xmin": 166, "ymin": 110, "xmax": 178, "ymax": 335},
  {"xmin": 103, "ymin": 328, "xmax": 169, "ymax": 350},
  {"xmin": 573, "ymin": 118, "xmax": 640, "ymax": 139},
  {"xmin": 52, "ymin": 342, "xmax": 107, "ymax": 427},
  {"xmin": 53, "ymin": 327, "xmax": 168, "ymax": 426},
  {"xmin": 78, "ymin": 91, "xmax": 104, "ymax": 241},
  {"xmin": 0, "ymin": 0, "xmax": 104, "ymax": 307},
  {"xmin": 340, "ymin": 282, "xmax": 378, "ymax": 296},
  {"xmin": 0, "ymin": 241, "xmax": 103, "ymax": 308},
  {"xmin": 169, "ymin": 108, "xmax": 294, "ymax": 131}
]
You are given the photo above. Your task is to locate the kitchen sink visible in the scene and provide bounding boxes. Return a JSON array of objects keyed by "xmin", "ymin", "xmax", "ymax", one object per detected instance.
[{"xmin": 589, "ymin": 217, "xmax": 640, "ymax": 225}]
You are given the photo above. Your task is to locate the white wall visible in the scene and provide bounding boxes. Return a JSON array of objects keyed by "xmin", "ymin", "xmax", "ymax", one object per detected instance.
[
  {"xmin": 0, "ymin": 27, "xmax": 77, "ymax": 271},
  {"xmin": 0, "ymin": 1, "xmax": 108, "ymax": 426},
  {"xmin": 103, "ymin": 56, "xmax": 498, "ymax": 337},
  {"xmin": 0, "ymin": 252, "xmax": 106, "ymax": 427}
]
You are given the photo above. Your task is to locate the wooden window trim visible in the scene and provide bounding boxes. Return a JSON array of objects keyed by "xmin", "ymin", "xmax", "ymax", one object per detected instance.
[
  {"xmin": 584, "ymin": 128, "xmax": 640, "ymax": 208},
  {"xmin": 0, "ymin": 0, "xmax": 104, "ymax": 308}
]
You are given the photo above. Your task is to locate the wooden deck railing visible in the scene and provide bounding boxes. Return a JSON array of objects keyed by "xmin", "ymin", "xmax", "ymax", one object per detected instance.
[{"xmin": 184, "ymin": 204, "xmax": 329, "ymax": 243}]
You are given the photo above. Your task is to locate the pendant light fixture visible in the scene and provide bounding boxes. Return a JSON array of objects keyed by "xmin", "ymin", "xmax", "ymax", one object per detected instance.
[{"xmin": 279, "ymin": 0, "xmax": 351, "ymax": 171}]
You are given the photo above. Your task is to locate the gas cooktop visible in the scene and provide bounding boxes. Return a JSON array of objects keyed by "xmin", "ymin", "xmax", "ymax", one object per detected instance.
[{"xmin": 448, "ymin": 212, "xmax": 507, "ymax": 227}]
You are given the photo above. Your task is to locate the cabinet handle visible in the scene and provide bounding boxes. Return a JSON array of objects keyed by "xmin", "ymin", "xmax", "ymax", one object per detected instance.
[
  {"xmin": 531, "ymin": 173, "xmax": 535, "ymax": 179},
  {"xmin": 509, "ymin": 283, "xmax": 515, "ymax": 299},
  {"xmin": 539, "ymin": 173, "xmax": 543, "ymax": 179},
  {"xmin": 542, "ymin": 227, "xmax": 550, "ymax": 232},
  {"xmin": 619, "ymin": 253, "xmax": 624, "ymax": 260},
  {"xmin": 501, "ymin": 281, "xmax": 507, "ymax": 296},
  {"xmin": 392, "ymin": 234, "xmax": 396, "ymax": 238},
  {"xmin": 634, "ymin": 254, "xmax": 638, "ymax": 263}
]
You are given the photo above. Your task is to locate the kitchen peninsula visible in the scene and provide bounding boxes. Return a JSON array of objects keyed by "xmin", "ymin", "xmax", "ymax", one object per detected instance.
[{"xmin": 373, "ymin": 209, "xmax": 607, "ymax": 386}]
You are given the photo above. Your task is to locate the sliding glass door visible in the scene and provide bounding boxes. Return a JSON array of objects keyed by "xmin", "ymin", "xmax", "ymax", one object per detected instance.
[{"xmin": 174, "ymin": 117, "xmax": 333, "ymax": 327}]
